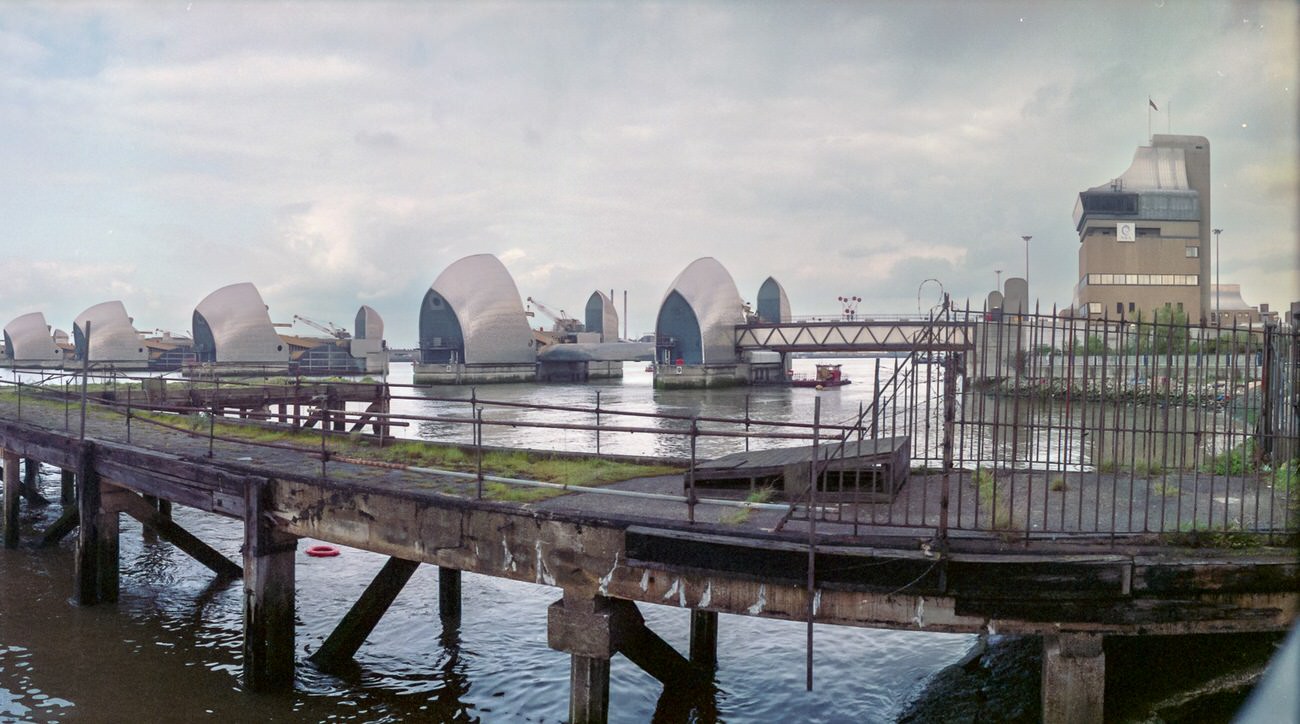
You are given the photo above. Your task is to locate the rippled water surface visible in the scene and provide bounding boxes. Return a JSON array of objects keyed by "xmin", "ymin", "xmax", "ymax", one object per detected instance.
[{"xmin": 1, "ymin": 361, "xmax": 976, "ymax": 722}]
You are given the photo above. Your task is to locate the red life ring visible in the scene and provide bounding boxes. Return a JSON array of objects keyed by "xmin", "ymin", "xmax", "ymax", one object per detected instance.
[{"xmin": 305, "ymin": 544, "xmax": 340, "ymax": 558}]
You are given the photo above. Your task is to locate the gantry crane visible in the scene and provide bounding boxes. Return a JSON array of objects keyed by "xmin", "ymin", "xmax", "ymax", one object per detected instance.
[
  {"xmin": 292, "ymin": 315, "xmax": 351, "ymax": 339},
  {"xmin": 525, "ymin": 297, "xmax": 584, "ymax": 334}
]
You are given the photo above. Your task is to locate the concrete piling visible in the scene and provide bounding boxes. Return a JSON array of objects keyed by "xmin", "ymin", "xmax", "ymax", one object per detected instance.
[{"xmin": 1041, "ymin": 633, "xmax": 1105, "ymax": 724}]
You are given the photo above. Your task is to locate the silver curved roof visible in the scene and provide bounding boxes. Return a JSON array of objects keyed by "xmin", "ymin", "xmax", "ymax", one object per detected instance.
[
  {"xmin": 756, "ymin": 276, "xmax": 791, "ymax": 323},
  {"xmin": 73, "ymin": 301, "xmax": 148, "ymax": 362},
  {"xmin": 1100, "ymin": 145, "xmax": 1190, "ymax": 191},
  {"xmin": 660, "ymin": 257, "xmax": 745, "ymax": 364},
  {"xmin": 1002, "ymin": 278, "xmax": 1028, "ymax": 315},
  {"xmin": 355, "ymin": 305, "xmax": 384, "ymax": 341},
  {"xmin": 1212, "ymin": 284, "xmax": 1253, "ymax": 312},
  {"xmin": 193, "ymin": 282, "xmax": 289, "ymax": 363},
  {"xmin": 428, "ymin": 254, "xmax": 535, "ymax": 364},
  {"xmin": 585, "ymin": 291, "xmax": 620, "ymax": 342},
  {"xmin": 3, "ymin": 312, "xmax": 62, "ymax": 362}
]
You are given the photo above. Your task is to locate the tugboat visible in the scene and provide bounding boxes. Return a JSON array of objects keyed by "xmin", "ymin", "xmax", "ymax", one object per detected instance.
[{"xmin": 789, "ymin": 363, "xmax": 851, "ymax": 388}]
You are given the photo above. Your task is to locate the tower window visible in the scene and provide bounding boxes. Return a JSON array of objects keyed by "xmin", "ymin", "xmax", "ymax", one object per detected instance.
[{"xmin": 1185, "ymin": 246, "xmax": 1199, "ymax": 258}]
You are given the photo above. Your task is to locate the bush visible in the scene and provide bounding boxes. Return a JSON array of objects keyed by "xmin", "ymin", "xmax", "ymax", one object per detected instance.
[{"xmin": 1206, "ymin": 440, "xmax": 1258, "ymax": 476}]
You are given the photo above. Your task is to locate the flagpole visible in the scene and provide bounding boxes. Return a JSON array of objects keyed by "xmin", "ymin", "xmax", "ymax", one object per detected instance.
[{"xmin": 1167, "ymin": 100, "xmax": 1171, "ymax": 134}]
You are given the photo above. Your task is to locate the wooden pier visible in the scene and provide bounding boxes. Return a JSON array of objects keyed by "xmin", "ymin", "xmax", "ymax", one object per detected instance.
[{"xmin": 0, "ymin": 385, "xmax": 1296, "ymax": 723}]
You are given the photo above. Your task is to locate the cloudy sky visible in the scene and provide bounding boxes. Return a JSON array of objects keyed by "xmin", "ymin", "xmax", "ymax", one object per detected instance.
[{"xmin": 1, "ymin": 1, "xmax": 1296, "ymax": 346}]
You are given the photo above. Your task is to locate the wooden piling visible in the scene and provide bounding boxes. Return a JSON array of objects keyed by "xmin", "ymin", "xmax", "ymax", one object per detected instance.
[
  {"xmin": 3, "ymin": 450, "xmax": 19, "ymax": 549},
  {"xmin": 569, "ymin": 655, "xmax": 611, "ymax": 724},
  {"xmin": 438, "ymin": 567, "xmax": 462, "ymax": 621},
  {"xmin": 311, "ymin": 556, "xmax": 420, "ymax": 671},
  {"xmin": 242, "ymin": 479, "xmax": 298, "ymax": 692},
  {"xmin": 689, "ymin": 609, "xmax": 719, "ymax": 669},
  {"xmin": 60, "ymin": 469, "xmax": 74, "ymax": 505},
  {"xmin": 74, "ymin": 443, "xmax": 121, "ymax": 604}
]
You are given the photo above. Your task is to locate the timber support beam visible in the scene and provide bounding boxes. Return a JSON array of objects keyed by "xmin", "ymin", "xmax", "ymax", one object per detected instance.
[
  {"xmin": 74, "ymin": 443, "xmax": 124, "ymax": 605},
  {"xmin": 243, "ymin": 479, "xmax": 298, "ymax": 692},
  {"xmin": 310, "ymin": 556, "xmax": 420, "ymax": 672},
  {"xmin": 439, "ymin": 567, "xmax": 462, "ymax": 621},
  {"xmin": 548, "ymin": 592, "xmax": 709, "ymax": 723},
  {"xmin": 3, "ymin": 450, "xmax": 19, "ymax": 549},
  {"xmin": 119, "ymin": 491, "xmax": 242, "ymax": 579}
]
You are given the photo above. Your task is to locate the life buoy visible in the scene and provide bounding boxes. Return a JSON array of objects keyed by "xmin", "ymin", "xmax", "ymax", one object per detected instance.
[{"xmin": 305, "ymin": 544, "xmax": 340, "ymax": 558}]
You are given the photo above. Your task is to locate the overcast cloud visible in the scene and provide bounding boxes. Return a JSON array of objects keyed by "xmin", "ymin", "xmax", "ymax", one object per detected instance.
[{"xmin": 1, "ymin": 1, "xmax": 1296, "ymax": 345}]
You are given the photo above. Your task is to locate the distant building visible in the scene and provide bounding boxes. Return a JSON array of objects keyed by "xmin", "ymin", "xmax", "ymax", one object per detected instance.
[
  {"xmin": 1210, "ymin": 284, "xmax": 1267, "ymax": 328},
  {"xmin": 1072, "ymin": 134, "xmax": 1211, "ymax": 322}
]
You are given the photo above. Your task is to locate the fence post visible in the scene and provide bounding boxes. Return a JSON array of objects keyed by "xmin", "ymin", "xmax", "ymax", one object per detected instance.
[
  {"xmin": 475, "ymin": 407, "xmax": 484, "ymax": 500},
  {"xmin": 939, "ymin": 354, "xmax": 957, "ymax": 542},
  {"xmin": 687, "ymin": 418, "xmax": 698, "ymax": 524},
  {"xmin": 595, "ymin": 390, "xmax": 602, "ymax": 455},
  {"xmin": 80, "ymin": 321, "xmax": 91, "ymax": 441},
  {"xmin": 805, "ymin": 395, "xmax": 820, "ymax": 692}
]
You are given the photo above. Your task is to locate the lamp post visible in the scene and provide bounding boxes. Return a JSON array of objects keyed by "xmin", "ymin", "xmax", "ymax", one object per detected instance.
[
  {"xmin": 1212, "ymin": 228, "xmax": 1222, "ymax": 326},
  {"xmin": 995, "ymin": 269, "xmax": 1003, "ymax": 292},
  {"xmin": 1021, "ymin": 235, "xmax": 1032, "ymax": 290}
]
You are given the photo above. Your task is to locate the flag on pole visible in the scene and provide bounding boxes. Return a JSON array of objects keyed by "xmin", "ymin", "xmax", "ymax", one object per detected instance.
[{"xmin": 1149, "ymin": 98, "xmax": 1159, "ymax": 111}]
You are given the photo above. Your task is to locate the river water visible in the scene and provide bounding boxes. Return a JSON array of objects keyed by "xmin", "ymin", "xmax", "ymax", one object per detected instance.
[{"xmin": 0, "ymin": 359, "xmax": 977, "ymax": 722}]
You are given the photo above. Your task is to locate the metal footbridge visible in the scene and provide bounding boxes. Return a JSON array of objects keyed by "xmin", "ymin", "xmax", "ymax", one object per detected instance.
[{"xmin": 734, "ymin": 315, "xmax": 977, "ymax": 354}]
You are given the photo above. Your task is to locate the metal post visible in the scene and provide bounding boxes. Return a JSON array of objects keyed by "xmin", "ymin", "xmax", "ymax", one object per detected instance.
[
  {"xmin": 687, "ymin": 418, "xmax": 698, "ymax": 524},
  {"xmin": 209, "ymin": 377, "xmax": 218, "ymax": 458},
  {"xmin": 475, "ymin": 407, "xmax": 484, "ymax": 499},
  {"xmin": 940, "ymin": 354, "xmax": 957, "ymax": 542},
  {"xmin": 595, "ymin": 390, "xmax": 601, "ymax": 455},
  {"xmin": 79, "ymin": 321, "xmax": 91, "ymax": 441},
  {"xmin": 744, "ymin": 394, "xmax": 751, "ymax": 452},
  {"xmin": 320, "ymin": 403, "xmax": 328, "ymax": 480},
  {"xmin": 806, "ymin": 396, "xmax": 820, "ymax": 692}
]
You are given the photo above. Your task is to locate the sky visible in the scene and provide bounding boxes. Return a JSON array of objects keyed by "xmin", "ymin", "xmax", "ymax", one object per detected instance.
[{"xmin": 1, "ymin": 1, "xmax": 1296, "ymax": 347}]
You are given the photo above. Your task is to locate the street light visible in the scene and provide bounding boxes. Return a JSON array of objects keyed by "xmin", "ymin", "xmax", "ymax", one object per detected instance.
[
  {"xmin": 1212, "ymin": 228, "xmax": 1223, "ymax": 326},
  {"xmin": 1022, "ymin": 235, "xmax": 1032, "ymax": 291},
  {"xmin": 995, "ymin": 269, "xmax": 1003, "ymax": 291}
]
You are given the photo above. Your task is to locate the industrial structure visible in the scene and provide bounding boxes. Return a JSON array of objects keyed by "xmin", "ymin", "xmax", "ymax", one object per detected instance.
[
  {"xmin": 1072, "ymin": 135, "xmax": 1211, "ymax": 321},
  {"xmin": 180, "ymin": 283, "xmax": 386, "ymax": 375},
  {"xmin": 414, "ymin": 254, "xmax": 651, "ymax": 385},
  {"xmin": 72, "ymin": 301, "xmax": 150, "ymax": 368},
  {"xmin": 652, "ymin": 257, "xmax": 749, "ymax": 388},
  {"xmin": 1, "ymin": 312, "xmax": 65, "ymax": 367},
  {"xmin": 415, "ymin": 254, "xmax": 538, "ymax": 384}
]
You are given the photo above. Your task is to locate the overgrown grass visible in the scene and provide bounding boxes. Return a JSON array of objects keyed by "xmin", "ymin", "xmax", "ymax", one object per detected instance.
[
  {"xmin": 1165, "ymin": 520, "xmax": 1262, "ymax": 549},
  {"xmin": 973, "ymin": 467, "xmax": 1014, "ymax": 530},
  {"xmin": 129, "ymin": 411, "xmax": 679, "ymax": 500},
  {"xmin": 1151, "ymin": 481, "xmax": 1178, "ymax": 497},
  {"xmin": 720, "ymin": 486, "xmax": 776, "ymax": 525}
]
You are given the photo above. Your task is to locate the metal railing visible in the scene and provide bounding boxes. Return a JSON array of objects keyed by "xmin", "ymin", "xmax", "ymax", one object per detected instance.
[{"xmin": 2, "ymin": 305, "xmax": 1295, "ymax": 546}]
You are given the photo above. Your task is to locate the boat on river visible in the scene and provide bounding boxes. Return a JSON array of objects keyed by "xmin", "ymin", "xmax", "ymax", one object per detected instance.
[{"xmin": 789, "ymin": 363, "xmax": 850, "ymax": 388}]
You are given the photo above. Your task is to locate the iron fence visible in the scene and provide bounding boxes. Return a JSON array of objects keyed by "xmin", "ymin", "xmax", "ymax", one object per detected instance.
[{"xmin": 2, "ymin": 307, "xmax": 1296, "ymax": 545}]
